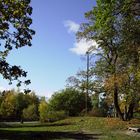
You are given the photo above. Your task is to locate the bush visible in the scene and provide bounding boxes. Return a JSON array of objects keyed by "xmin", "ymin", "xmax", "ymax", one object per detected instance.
[{"xmin": 47, "ymin": 110, "xmax": 67, "ymax": 122}]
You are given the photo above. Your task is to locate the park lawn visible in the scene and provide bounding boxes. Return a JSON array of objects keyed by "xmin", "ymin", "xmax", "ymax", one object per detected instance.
[{"xmin": 0, "ymin": 117, "xmax": 140, "ymax": 140}]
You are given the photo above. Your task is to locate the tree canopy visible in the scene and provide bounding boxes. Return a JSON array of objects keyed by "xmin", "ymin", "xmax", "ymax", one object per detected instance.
[
  {"xmin": 0, "ymin": 90, "xmax": 39, "ymax": 121},
  {"xmin": 0, "ymin": 0, "xmax": 35, "ymax": 88},
  {"xmin": 77, "ymin": 0, "xmax": 140, "ymax": 120},
  {"xmin": 47, "ymin": 88, "xmax": 92, "ymax": 116}
]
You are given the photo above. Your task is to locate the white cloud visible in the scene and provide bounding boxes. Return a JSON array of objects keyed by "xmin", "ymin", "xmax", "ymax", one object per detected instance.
[
  {"xmin": 64, "ymin": 20, "xmax": 100, "ymax": 56},
  {"xmin": 69, "ymin": 38, "xmax": 99, "ymax": 55},
  {"xmin": 64, "ymin": 20, "xmax": 80, "ymax": 33}
]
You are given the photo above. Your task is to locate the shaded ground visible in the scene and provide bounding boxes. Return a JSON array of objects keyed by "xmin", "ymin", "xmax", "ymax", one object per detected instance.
[
  {"xmin": 0, "ymin": 121, "xmax": 102, "ymax": 140},
  {"xmin": 0, "ymin": 130, "xmax": 102, "ymax": 140}
]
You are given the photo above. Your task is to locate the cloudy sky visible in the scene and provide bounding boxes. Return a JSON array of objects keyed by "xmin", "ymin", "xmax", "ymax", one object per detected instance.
[{"xmin": 0, "ymin": 0, "xmax": 96, "ymax": 98}]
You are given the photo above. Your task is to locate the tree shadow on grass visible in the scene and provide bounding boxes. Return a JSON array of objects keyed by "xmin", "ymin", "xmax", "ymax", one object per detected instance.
[
  {"xmin": 0, "ymin": 122, "xmax": 72, "ymax": 128},
  {"xmin": 0, "ymin": 130, "xmax": 102, "ymax": 140}
]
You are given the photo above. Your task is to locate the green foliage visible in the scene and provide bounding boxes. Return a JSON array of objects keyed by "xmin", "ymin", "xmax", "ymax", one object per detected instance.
[
  {"xmin": 48, "ymin": 88, "xmax": 92, "ymax": 116},
  {"xmin": 91, "ymin": 93, "xmax": 99, "ymax": 109},
  {"xmin": 22, "ymin": 104, "xmax": 38, "ymax": 121},
  {"xmin": 15, "ymin": 92, "xmax": 28, "ymax": 120},
  {"xmin": 0, "ymin": 90, "xmax": 16, "ymax": 118},
  {"xmin": 38, "ymin": 97, "xmax": 48, "ymax": 122},
  {"xmin": 0, "ymin": 0, "xmax": 35, "ymax": 88},
  {"xmin": 0, "ymin": 89, "xmax": 39, "ymax": 121},
  {"xmin": 77, "ymin": 0, "xmax": 140, "ymax": 120}
]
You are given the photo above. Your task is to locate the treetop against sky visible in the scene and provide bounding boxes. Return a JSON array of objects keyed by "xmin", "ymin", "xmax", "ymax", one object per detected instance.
[{"xmin": 0, "ymin": 0, "xmax": 96, "ymax": 98}]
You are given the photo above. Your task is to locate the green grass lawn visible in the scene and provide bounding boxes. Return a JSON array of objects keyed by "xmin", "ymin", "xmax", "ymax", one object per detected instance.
[{"xmin": 0, "ymin": 117, "xmax": 140, "ymax": 140}]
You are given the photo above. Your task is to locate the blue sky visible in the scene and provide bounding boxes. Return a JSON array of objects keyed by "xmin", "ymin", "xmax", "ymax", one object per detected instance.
[{"xmin": 0, "ymin": 0, "xmax": 96, "ymax": 98}]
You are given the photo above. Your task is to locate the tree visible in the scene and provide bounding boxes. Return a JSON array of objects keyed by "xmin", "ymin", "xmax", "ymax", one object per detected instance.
[
  {"xmin": 0, "ymin": 89, "xmax": 39, "ymax": 121},
  {"xmin": 0, "ymin": 90, "xmax": 16, "ymax": 119},
  {"xmin": 0, "ymin": 0, "xmax": 35, "ymax": 88},
  {"xmin": 38, "ymin": 97, "xmax": 48, "ymax": 122},
  {"xmin": 48, "ymin": 88, "xmax": 92, "ymax": 116},
  {"xmin": 15, "ymin": 92, "xmax": 28, "ymax": 120},
  {"xmin": 77, "ymin": 0, "xmax": 140, "ymax": 120},
  {"xmin": 66, "ymin": 69, "xmax": 95, "ymax": 93},
  {"xmin": 22, "ymin": 104, "xmax": 38, "ymax": 121}
]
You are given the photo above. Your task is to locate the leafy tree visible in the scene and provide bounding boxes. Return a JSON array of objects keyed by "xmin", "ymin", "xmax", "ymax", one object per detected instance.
[
  {"xmin": 22, "ymin": 104, "xmax": 38, "ymax": 121},
  {"xmin": 0, "ymin": 91, "xmax": 5, "ymax": 105},
  {"xmin": 27, "ymin": 91, "xmax": 39, "ymax": 107},
  {"xmin": 0, "ymin": 0, "xmax": 35, "ymax": 88},
  {"xmin": 15, "ymin": 92, "xmax": 28, "ymax": 120},
  {"xmin": 0, "ymin": 90, "xmax": 16, "ymax": 119},
  {"xmin": 48, "ymin": 88, "xmax": 92, "ymax": 116},
  {"xmin": 0, "ymin": 89, "xmax": 39, "ymax": 121},
  {"xmin": 15, "ymin": 91, "xmax": 39, "ymax": 120},
  {"xmin": 38, "ymin": 97, "xmax": 48, "ymax": 122},
  {"xmin": 77, "ymin": 0, "xmax": 140, "ymax": 120}
]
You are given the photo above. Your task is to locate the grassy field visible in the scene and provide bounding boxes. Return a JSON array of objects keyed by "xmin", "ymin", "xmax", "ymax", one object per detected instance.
[{"xmin": 0, "ymin": 117, "xmax": 140, "ymax": 140}]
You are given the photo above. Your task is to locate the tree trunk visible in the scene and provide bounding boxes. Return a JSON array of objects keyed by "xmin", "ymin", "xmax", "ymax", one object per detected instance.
[
  {"xmin": 126, "ymin": 102, "xmax": 134, "ymax": 121},
  {"xmin": 114, "ymin": 83, "xmax": 124, "ymax": 120},
  {"xmin": 124, "ymin": 106, "xmax": 127, "ymax": 121}
]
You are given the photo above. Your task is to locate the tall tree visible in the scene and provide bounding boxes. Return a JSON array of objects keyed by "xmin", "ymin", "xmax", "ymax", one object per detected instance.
[
  {"xmin": 77, "ymin": 0, "xmax": 140, "ymax": 120},
  {"xmin": 0, "ymin": 0, "xmax": 35, "ymax": 88}
]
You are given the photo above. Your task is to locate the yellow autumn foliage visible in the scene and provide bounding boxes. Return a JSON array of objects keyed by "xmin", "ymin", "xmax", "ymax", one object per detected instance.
[{"xmin": 104, "ymin": 73, "xmax": 128, "ymax": 92}]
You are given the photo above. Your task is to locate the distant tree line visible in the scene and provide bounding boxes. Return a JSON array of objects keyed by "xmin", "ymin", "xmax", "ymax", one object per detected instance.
[
  {"xmin": 0, "ymin": 88, "xmax": 95, "ymax": 122},
  {"xmin": 0, "ymin": 90, "xmax": 39, "ymax": 122}
]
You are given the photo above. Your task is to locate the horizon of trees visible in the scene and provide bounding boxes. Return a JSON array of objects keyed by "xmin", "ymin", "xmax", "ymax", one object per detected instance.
[{"xmin": 0, "ymin": 88, "xmax": 96, "ymax": 122}]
